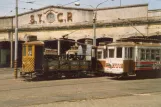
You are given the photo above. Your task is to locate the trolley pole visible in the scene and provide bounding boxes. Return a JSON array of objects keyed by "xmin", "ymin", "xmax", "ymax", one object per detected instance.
[
  {"xmin": 14, "ymin": 0, "xmax": 18, "ymax": 79},
  {"xmin": 92, "ymin": 0, "xmax": 108, "ymax": 72}
]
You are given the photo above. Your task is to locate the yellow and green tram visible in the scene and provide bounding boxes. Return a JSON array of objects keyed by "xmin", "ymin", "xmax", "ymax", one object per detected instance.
[
  {"xmin": 21, "ymin": 41, "xmax": 44, "ymax": 77},
  {"xmin": 21, "ymin": 40, "xmax": 92, "ymax": 78}
]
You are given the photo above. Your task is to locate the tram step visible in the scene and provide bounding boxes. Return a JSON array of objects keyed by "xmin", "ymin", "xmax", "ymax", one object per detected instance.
[{"xmin": 128, "ymin": 73, "xmax": 136, "ymax": 76}]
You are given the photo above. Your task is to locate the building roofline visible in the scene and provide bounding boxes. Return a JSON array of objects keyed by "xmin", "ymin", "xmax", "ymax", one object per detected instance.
[
  {"xmin": 0, "ymin": 5, "xmax": 93, "ymax": 18},
  {"xmin": 0, "ymin": 3, "xmax": 148, "ymax": 18},
  {"xmin": 149, "ymin": 8, "xmax": 161, "ymax": 12},
  {"xmin": 97, "ymin": 3, "xmax": 148, "ymax": 10},
  {"xmin": 15, "ymin": 5, "xmax": 93, "ymax": 17},
  {"xmin": 0, "ymin": 16, "xmax": 13, "ymax": 19}
]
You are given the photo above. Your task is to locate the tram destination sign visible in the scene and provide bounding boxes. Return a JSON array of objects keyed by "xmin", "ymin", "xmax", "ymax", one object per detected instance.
[{"xmin": 44, "ymin": 48, "xmax": 57, "ymax": 55}]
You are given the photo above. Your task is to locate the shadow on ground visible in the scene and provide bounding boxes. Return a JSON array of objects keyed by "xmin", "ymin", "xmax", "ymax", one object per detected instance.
[
  {"xmin": 110, "ymin": 75, "xmax": 161, "ymax": 81},
  {"xmin": 21, "ymin": 73, "xmax": 107, "ymax": 82}
]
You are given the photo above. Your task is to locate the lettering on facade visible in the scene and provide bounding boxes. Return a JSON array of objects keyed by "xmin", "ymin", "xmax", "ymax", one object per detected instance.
[
  {"xmin": 30, "ymin": 15, "xmax": 37, "ymax": 24},
  {"xmin": 57, "ymin": 13, "xmax": 63, "ymax": 23},
  {"xmin": 29, "ymin": 11, "xmax": 73, "ymax": 24},
  {"xmin": 67, "ymin": 12, "xmax": 72, "ymax": 22},
  {"xmin": 38, "ymin": 14, "xmax": 43, "ymax": 23}
]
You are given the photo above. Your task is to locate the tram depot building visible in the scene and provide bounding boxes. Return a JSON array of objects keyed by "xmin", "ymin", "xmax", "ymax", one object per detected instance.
[{"xmin": 0, "ymin": 3, "xmax": 161, "ymax": 67}]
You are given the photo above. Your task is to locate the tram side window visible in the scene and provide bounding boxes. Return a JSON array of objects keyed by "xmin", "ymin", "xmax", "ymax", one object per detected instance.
[
  {"xmin": 109, "ymin": 49, "xmax": 114, "ymax": 58},
  {"xmin": 146, "ymin": 49, "xmax": 150, "ymax": 60},
  {"xmin": 151, "ymin": 50, "xmax": 155, "ymax": 60},
  {"xmin": 156, "ymin": 50, "xmax": 160, "ymax": 61},
  {"xmin": 23, "ymin": 46, "xmax": 26, "ymax": 56},
  {"xmin": 116, "ymin": 47, "xmax": 122, "ymax": 58},
  {"xmin": 28, "ymin": 46, "xmax": 32, "ymax": 56},
  {"xmin": 140, "ymin": 49, "xmax": 145, "ymax": 60}
]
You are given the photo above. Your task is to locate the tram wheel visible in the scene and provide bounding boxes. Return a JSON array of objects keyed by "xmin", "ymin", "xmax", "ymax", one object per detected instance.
[
  {"xmin": 136, "ymin": 71, "xmax": 145, "ymax": 79},
  {"xmin": 20, "ymin": 72, "xmax": 25, "ymax": 78},
  {"xmin": 156, "ymin": 70, "xmax": 161, "ymax": 78},
  {"xmin": 114, "ymin": 73, "xmax": 128, "ymax": 79},
  {"xmin": 65, "ymin": 73, "xmax": 73, "ymax": 78},
  {"xmin": 94, "ymin": 72, "xmax": 104, "ymax": 77}
]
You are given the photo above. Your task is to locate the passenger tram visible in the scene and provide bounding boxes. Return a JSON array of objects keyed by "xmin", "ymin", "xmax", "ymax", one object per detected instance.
[{"xmin": 97, "ymin": 42, "xmax": 161, "ymax": 78}]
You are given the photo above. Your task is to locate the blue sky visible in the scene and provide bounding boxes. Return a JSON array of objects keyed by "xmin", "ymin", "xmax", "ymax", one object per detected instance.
[{"xmin": 0, "ymin": 0, "xmax": 161, "ymax": 16}]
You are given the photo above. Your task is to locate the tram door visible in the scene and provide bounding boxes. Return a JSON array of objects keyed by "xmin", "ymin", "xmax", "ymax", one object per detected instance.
[
  {"xmin": 35, "ymin": 45, "xmax": 44, "ymax": 70},
  {"xmin": 22, "ymin": 44, "xmax": 44, "ymax": 73},
  {"xmin": 22, "ymin": 45, "xmax": 35, "ymax": 72},
  {"xmin": 97, "ymin": 47, "xmax": 106, "ymax": 72},
  {"xmin": 123, "ymin": 47, "xmax": 135, "ymax": 75}
]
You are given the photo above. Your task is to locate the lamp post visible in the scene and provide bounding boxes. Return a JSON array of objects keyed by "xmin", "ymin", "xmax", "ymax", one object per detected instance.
[
  {"xmin": 75, "ymin": 0, "xmax": 111, "ymax": 73},
  {"xmin": 120, "ymin": 0, "xmax": 121, "ymax": 6},
  {"xmin": 75, "ymin": 0, "xmax": 110, "ymax": 46},
  {"xmin": 14, "ymin": 0, "xmax": 18, "ymax": 79}
]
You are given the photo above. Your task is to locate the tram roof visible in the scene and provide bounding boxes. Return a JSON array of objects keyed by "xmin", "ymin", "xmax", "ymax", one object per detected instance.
[
  {"xmin": 23, "ymin": 41, "xmax": 44, "ymax": 45},
  {"xmin": 107, "ymin": 42, "xmax": 161, "ymax": 47}
]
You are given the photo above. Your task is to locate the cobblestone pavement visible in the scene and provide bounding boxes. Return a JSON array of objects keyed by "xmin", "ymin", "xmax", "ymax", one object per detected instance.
[{"xmin": 0, "ymin": 68, "xmax": 161, "ymax": 107}]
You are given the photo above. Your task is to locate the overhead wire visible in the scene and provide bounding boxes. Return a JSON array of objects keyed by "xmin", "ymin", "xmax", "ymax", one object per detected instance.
[
  {"xmin": 4, "ymin": 10, "xmax": 13, "ymax": 17},
  {"xmin": 19, "ymin": 0, "xmax": 49, "ymax": 6},
  {"xmin": 0, "ymin": 0, "xmax": 82, "ymax": 17},
  {"xmin": 0, "ymin": 0, "xmax": 41, "ymax": 17}
]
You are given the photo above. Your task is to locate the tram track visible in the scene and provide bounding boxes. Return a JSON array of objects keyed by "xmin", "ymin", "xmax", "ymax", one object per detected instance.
[
  {"xmin": 0, "ymin": 76, "xmax": 161, "ymax": 107},
  {"xmin": 0, "ymin": 75, "xmax": 160, "ymax": 92},
  {"xmin": 0, "ymin": 77, "xmax": 113, "ymax": 92},
  {"xmin": 8, "ymin": 91, "xmax": 161, "ymax": 107}
]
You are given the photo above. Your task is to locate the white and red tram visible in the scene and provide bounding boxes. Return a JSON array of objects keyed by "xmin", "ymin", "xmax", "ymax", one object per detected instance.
[{"xmin": 97, "ymin": 42, "xmax": 161, "ymax": 77}]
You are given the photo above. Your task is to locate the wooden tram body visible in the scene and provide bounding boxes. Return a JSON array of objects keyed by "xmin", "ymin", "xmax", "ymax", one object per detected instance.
[
  {"xmin": 97, "ymin": 42, "xmax": 161, "ymax": 77},
  {"xmin": 22, "ymin": 41, "xmax": 44, "ymax": 74}
]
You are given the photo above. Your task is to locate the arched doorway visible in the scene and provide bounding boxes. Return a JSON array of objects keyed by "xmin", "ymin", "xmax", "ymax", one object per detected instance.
[
  {"xmin": 44, "ymin": 39, "xmax": 75, "ymax": 55},
  {"xmin": 148, "ymin": 35, "xmax": 161, "ymax": 42},
  {"xmin": 0, "ymin": 41, "xmax": 10, "ymax": 67},
  {"xmin": 77, "ymin": 38, "xmax": 93, "ymax": 45},
  {"xmin": 96, "ymin": 37, "xmax": 113, "ymax": 46},
  {"xmin": 117, "ymin": 36, "xmax": 161, "ymax": 43},
  {"xmin": 60, "ymin": 38, "xmax": 75, "ymax": 54}
]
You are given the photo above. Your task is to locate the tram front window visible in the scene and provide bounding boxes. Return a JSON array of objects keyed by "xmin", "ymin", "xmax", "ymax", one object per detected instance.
[
  {"xmin": 28, "ymin": 46, "xmax": 32, "ymax": 56},
  {"xmin": 156, "ymin": 50, "xmax": 160, "ymax": 61},
  {"xmin": 116, "ymin": 47, "xmax": 122, "ymax": 58},
  {"xmin": 23, "ymin": 46, "xmax": 26, "ymax": 56}
]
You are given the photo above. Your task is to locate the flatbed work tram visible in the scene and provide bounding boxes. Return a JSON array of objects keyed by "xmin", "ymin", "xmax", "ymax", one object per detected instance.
[{"xmin": 20, "ymin": 40, "xmax": 97, "ymax": 79}]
